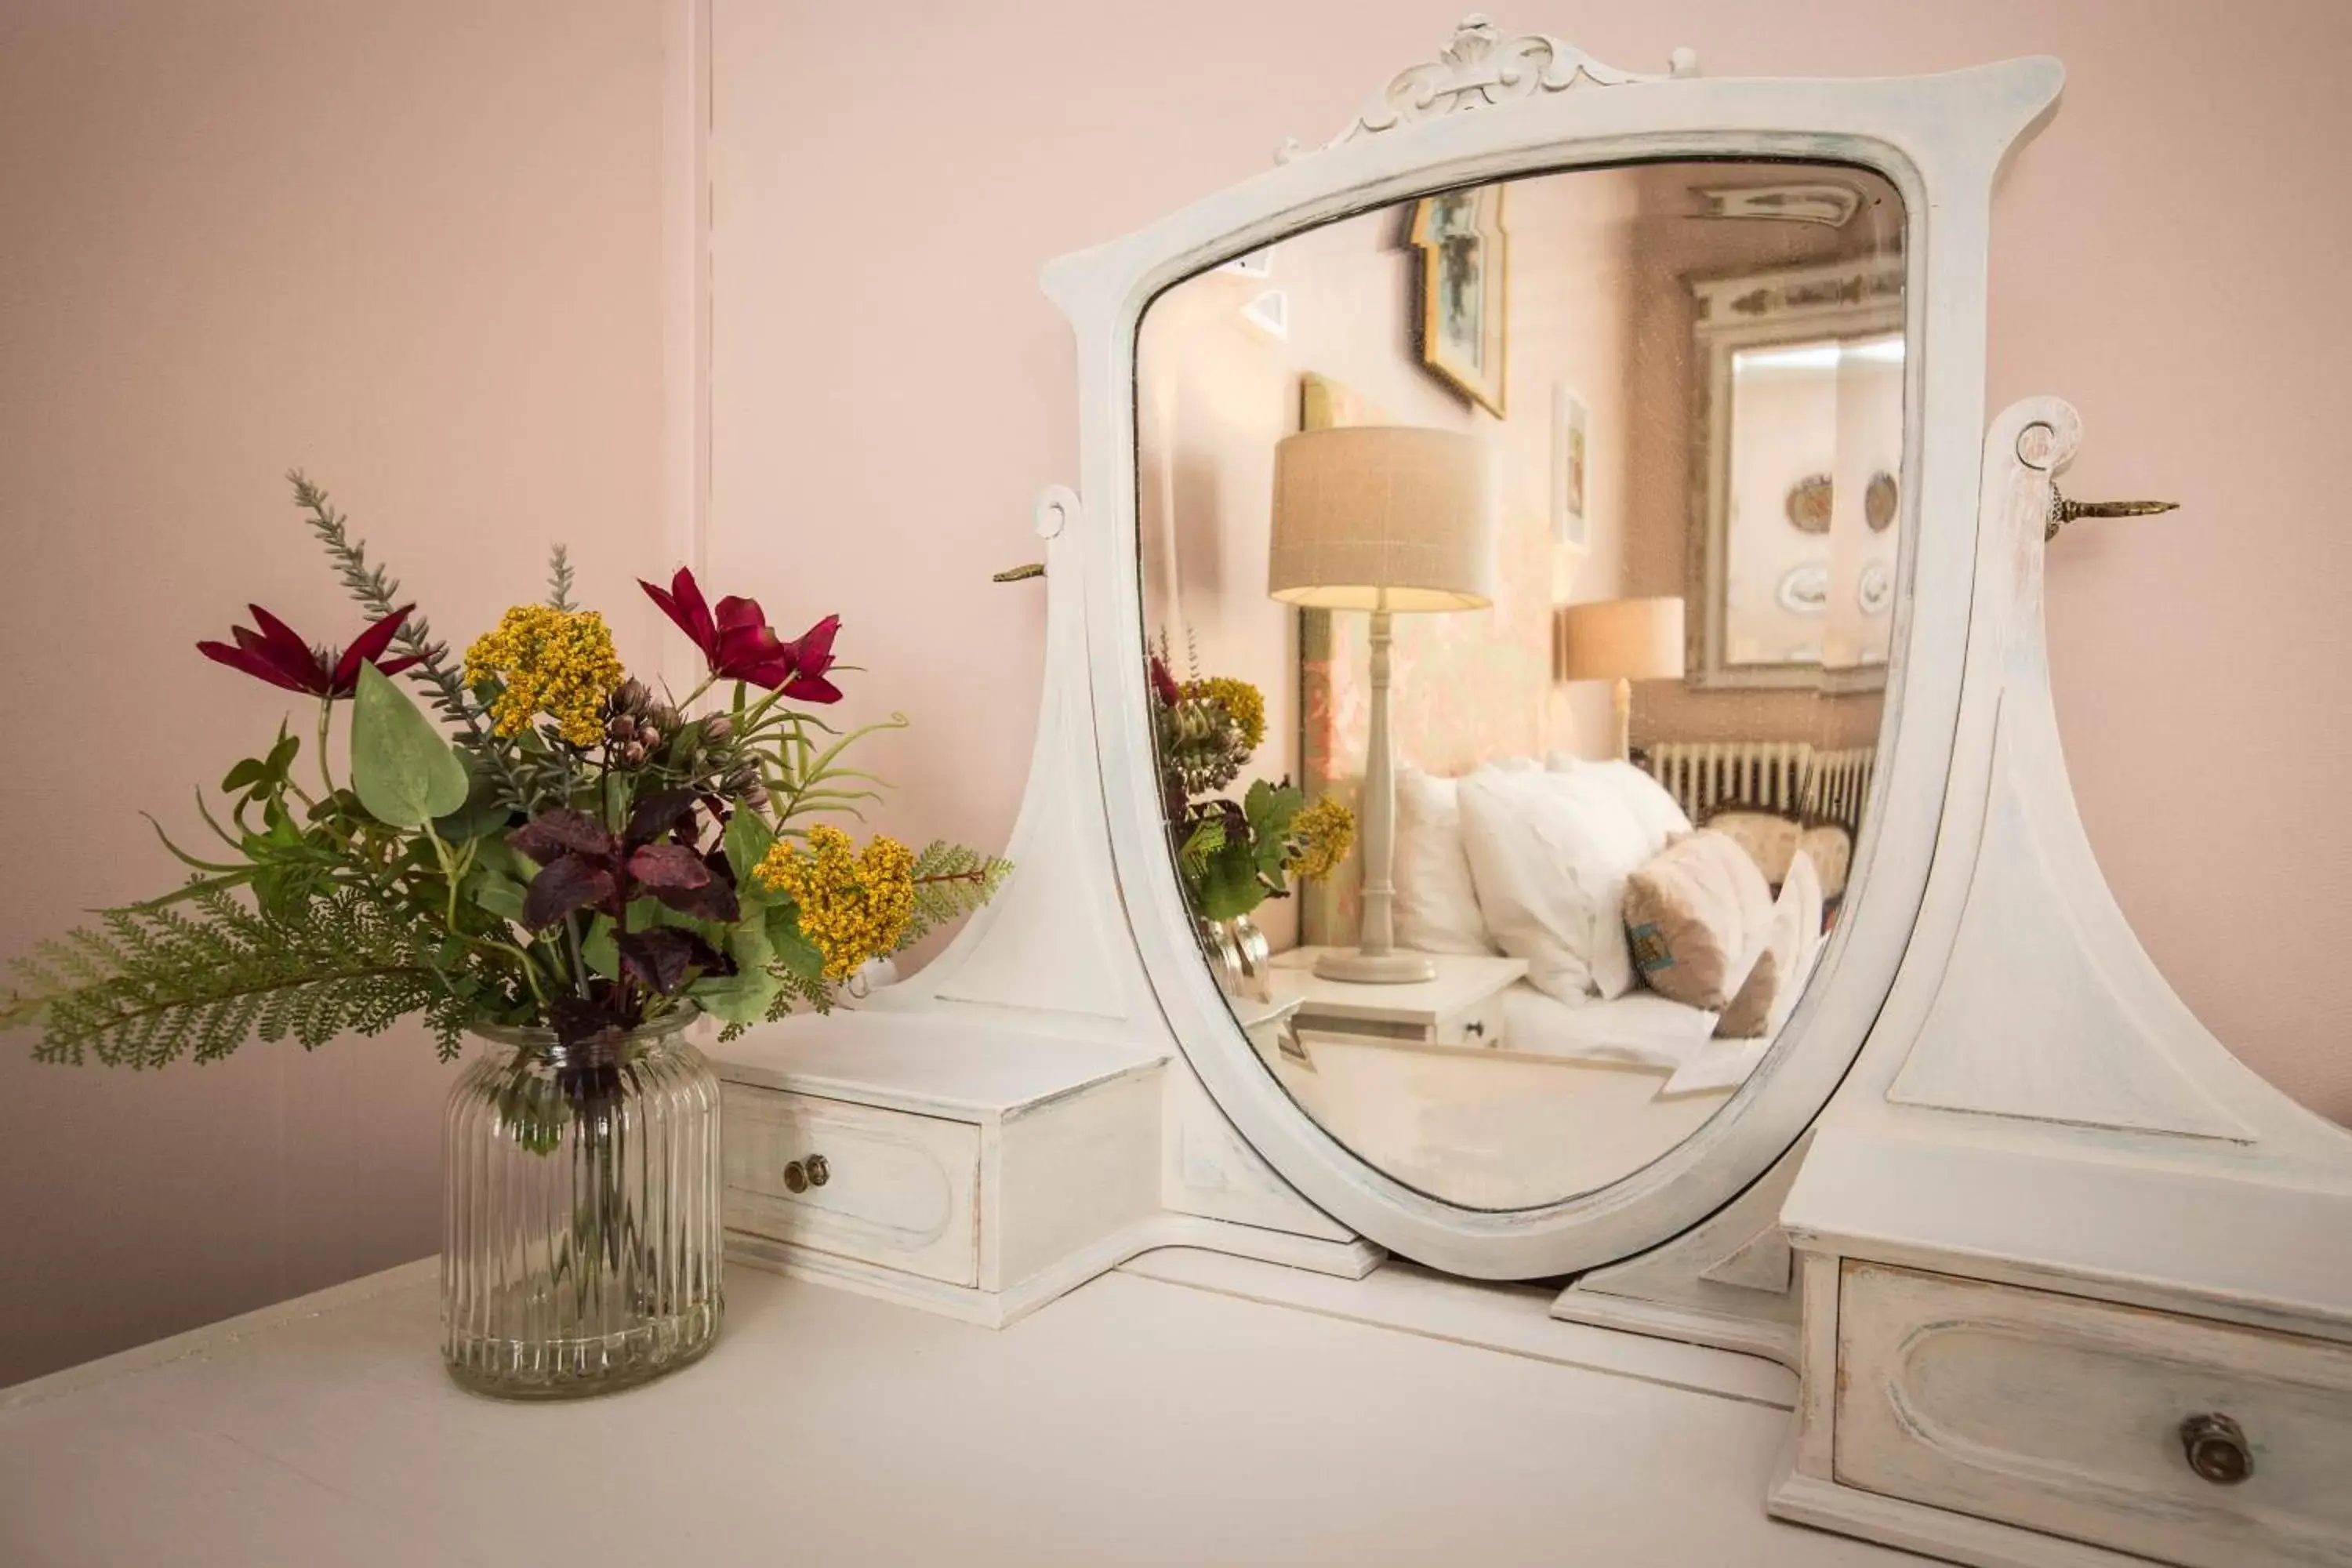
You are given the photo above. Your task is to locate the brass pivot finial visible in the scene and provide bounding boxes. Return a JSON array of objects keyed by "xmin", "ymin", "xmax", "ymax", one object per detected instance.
[{"xmin": 2046, "ymin": 488, "xmax": 2179, "ymax": 542}]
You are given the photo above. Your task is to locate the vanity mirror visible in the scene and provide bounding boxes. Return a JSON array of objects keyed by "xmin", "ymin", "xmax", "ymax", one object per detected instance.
[
  {"xmin": 1137, "ymin": 158, "xmax": 1904, "ymax": 1212},
  {"xmin": 1001, "ymin": 20, "xmax": 2078, "ymax": 1290}
]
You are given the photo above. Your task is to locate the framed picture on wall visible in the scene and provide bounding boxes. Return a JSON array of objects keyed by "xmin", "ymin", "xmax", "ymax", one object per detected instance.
[
  {"xmin": 1552, "ymin": 383, "xmax": 1589, "ymax": 552},
  {"xmin": 1406, "ymin": 185, "xmax": 1508, "ymax": 416}
]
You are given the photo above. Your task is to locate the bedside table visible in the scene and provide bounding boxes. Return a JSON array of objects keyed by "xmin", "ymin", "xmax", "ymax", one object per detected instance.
[{"xmin": 1269, "ymin": 946, "xmax": 1526, "ymax": 1050}]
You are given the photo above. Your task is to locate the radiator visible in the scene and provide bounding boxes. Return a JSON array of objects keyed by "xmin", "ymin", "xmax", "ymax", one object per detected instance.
[{"xmin": 1642, "ymin": 742, "xmax": 1875, "ymax": 835}]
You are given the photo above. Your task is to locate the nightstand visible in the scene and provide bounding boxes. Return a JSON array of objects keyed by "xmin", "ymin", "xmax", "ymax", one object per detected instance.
[{"xmin": 1269, "ymin": 946, "xmax": 1527, "ymax": 1050}]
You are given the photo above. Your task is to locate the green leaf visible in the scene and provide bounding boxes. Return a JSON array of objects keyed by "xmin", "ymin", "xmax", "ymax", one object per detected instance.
[
  {"xmin": 764, "ymin": 901, "xmax": 826, "ymax": 981},
  {"xmin": 580, "ymin": 915, "xmax": 619, "ymax": 981},
  {"xmin": 431, "ymin": 750, "xmax": 511, "ymax": 843},
  {"xmin": 689, "ymin": 917, "xmax": 781, "ymax": 1025},
  {"xmin": 1243, "ymin": 779, "xmax": 1305, "ymax": 879},
  {"xmin": 724, "ymin": 809, "xmax": 776, "ymax": 888},
  {"xmin": 221, "ymin": 726, "xmax": 300, "ymax": 806},
  {"xmin": 349, "ymin": 664, "xmax": 469, "ymax": 829},
  {"xmin": 1195, "ymin": 840, "xmax": 1267, "ymax": 921},
  {"xmin": 469, "ymin": 837, "xmax": 532, "ymax": 884},
  {"xmin": 464, "ymin": 869, "xmax": 528, "ymax": 927}
]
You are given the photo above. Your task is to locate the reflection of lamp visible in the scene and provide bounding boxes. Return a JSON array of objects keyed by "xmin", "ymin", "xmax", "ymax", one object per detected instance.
[
  {"xmin": 1270, "ymin": 426, "xmax": 1497, "ymax": 984},
  {"xmin": 1558, "ymin": 597, "xmax": 1686, "ymax": 761}
]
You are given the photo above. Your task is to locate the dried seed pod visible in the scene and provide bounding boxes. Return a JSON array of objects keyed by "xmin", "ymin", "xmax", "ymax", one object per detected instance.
[
  {"xmin": 700, "ymin": 713, "xmax": 733, "ymax": 742},
  {"xmin": 611, "ymin": 678, "xmax": 652, "ymax": 717}
]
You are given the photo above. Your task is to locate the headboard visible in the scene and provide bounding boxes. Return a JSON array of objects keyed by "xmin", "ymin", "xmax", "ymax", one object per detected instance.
[{"xmin": 1641, "ymin": 741, "xmax": 1875, "ymax": 837}]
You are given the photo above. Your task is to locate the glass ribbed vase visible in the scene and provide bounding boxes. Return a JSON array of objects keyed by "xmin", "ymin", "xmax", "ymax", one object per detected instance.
[{"xmin": 441, "ymin": 1008, "xmax": 724, "ymax": 1399}]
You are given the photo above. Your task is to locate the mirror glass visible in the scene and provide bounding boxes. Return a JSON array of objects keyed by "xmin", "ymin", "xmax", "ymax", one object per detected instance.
[{"xmin": 1138, "ymin": 160, "xmax": 1905, "ymax": 1210}]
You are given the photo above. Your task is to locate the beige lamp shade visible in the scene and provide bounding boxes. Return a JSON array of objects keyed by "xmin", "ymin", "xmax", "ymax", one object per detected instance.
[
  {"xmin": 1268, "ymin": 426, "xmax": 1498, "ymax": 612},
  {"xmin": 1558, "ymin": 596, "xmax": 1687, "ymax": 683}
]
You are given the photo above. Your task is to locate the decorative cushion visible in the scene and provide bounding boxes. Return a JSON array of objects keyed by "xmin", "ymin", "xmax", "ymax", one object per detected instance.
[
  {"xmin": 1620, "ymin": 830, "xmax": 1776, "ymax": 1011},
  {"xmin": 1715, "ymin": 850, "xmax": 1826, "ymax": 1040},
  {"xmin": 1796, "ymin": 822, "xmax": 1853, "ymax": 902},
  {"xmin": 1703, "ymin": 808, "xmax": 1802, "ymax": 888},
  {"xmin": 1457, "ymin": 768, "xmax": 1654, "ymax": 1003},
  {"xmin": 1392, "ymin": 767, "xmax": 1494, "ymax": 956},
  {"xmin": 1548, "ymin": 753, "xmax": 1693, "ymax": 859}
]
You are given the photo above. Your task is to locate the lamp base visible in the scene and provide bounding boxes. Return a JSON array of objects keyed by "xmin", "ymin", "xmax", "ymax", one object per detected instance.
[{"xmin": 1312, "ymin": 949, "xmax": 1439, "ymax": 985}]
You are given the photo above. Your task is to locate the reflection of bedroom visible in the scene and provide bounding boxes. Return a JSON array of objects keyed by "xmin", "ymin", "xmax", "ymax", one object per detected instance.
[{"xmin": 1139, "ymin": 160, "xmax": 1904, "ymax": 1210}]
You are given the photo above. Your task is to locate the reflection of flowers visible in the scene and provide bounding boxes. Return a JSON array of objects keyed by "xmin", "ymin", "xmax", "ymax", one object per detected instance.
[
  {"xmin": 1151, "ymin": 646, "xmax": 1355, "ymax": 921},
  {"xmin": 756, "ymin": 825, "xmax": 916, "ymax": 982},
  {"xmin": 1284, "ymin": 796, "xmax": 1356, "ymax": 880},
  {"xmin": 1183, "ymin": 676, "xmax": 1265, "ymax": 753},
  {"xmin": 464, "ymin": 604, "xmax": 626, "ymax": 746}
]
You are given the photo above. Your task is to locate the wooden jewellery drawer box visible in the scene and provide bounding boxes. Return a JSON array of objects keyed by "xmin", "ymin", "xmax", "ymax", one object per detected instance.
[{"xmin": 710, "ymin": 1011, "xmax": 1165, "ymax": 1328}]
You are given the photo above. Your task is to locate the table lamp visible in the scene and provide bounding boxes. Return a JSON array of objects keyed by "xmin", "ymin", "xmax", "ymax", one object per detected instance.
[
  {"xmin": 1556, "ymin": 596, "xmax": 1686, "ymax": 761},
  {"xmin": 1269, "ymin": 426, "xmax": 1497, "ymax": 984}
]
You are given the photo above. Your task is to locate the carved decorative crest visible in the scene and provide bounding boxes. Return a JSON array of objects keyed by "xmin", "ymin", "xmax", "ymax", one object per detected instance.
[{"xmin": 1279, "ymin": 14, "xmax": 1699, "ymax": 163}]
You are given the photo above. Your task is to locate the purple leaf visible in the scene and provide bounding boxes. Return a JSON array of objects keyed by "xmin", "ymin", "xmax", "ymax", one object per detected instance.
[
  {"xmin": 616, "ymin": 927, "xmax": 721, "ymax": 994},
  {"xmin": 510, "ymin": 809, "xmax": 617, "ymax": 866},
  {"xmin": 626, "ymin": 843, "xmax": 711, "ymax": 891},
  {"xmin": 626, "ymin": 789, "xmax": 700, "ymax": 847},
  {"xmin": 520, "ymin": 855, "xmax": 618, "ymax": 931},
  {"xmin": 652, "ymin": 877, "xmax": 739, "ymax": 924}
]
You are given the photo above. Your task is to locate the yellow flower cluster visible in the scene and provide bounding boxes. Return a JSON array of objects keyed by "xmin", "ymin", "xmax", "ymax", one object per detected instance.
[
  {"xmin": 1285, "ymin": 795, "xmax": 1356, "ymax": 882},
  {"xmin": 755, "ymin": 826, "xmax": 917, "ymax": 982},
  {"xmin": 463, "ymin": 605, "xmax": 626, "ymax": 748},
  {"xmin": 1185, "ymin": 675, "xmax": 1266, "ymax": 753}
]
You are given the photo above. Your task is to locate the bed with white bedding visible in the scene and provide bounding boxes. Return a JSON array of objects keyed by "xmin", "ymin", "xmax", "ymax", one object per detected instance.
[{"xmin": 1256, "ymin": 748, "xmax": 1829, "ymax": 1207}]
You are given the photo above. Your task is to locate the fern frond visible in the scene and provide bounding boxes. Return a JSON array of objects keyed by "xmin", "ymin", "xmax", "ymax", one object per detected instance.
[
  {"xmin": 6, "ymin": 884, "xmax": 458, "ymax": 1069},
  {"xmin": 902, "ymin": 841, "xmax": 1012, "ymax": 944}
]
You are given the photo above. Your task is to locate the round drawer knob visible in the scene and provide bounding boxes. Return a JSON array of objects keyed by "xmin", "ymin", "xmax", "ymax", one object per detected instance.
[
  {"xmin": 782, "ymin": 1160, "xmax": 808, "ymax": 1193},
  {"xmin": 2180, "ymin": 1413, "xmax": 2252, "ymax": 1486},
  {"xmin": 806, "ymin": 1153, "xmax": 830, "ymax": 1188}
]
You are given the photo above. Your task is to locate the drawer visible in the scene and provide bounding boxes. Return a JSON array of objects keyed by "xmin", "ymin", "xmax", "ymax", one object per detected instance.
[
  {"xmin": 1434, "ymin": 990, "xmax": 1504, "ymax": 1047},
  {"xmin": 722, "ymin": 1086, "xmax": 981, "ymax": 1287},
  {"xmin": 1835, "ymin": 1260, "xmax": 2352, "ymax": 1568}
]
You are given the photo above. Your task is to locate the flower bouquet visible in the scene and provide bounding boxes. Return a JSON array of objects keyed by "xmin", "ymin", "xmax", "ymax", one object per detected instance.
[
  {"xmin": 1148, "ymin": 644, "xmax": 1352, "ymax": 999},
  {"xmin": 2, "ymin": 473, "xmax": 1007, "ymax": 1396}
]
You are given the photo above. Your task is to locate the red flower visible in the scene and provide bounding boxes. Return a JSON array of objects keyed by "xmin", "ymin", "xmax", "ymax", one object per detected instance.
[
  {"xmin": 1149, "ymin": 654, "xmax": 1181, "ymax": 708},
  {"xmin": 198, "ymin": 604, "xmax": 419, "ymax": 698},
  {"xmin": 641, "ymin": 568, "xmax": 842, "ymax": 703},
  {"xmin": 777, "ymin": 613, "xmax": 841, "ymax": 704}
]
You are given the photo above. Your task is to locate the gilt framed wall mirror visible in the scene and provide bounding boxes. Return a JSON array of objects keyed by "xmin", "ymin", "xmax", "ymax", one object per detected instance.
[{"xmin": 1043, "ymin": 25, "xmax": 2060, "ymax": 1279}]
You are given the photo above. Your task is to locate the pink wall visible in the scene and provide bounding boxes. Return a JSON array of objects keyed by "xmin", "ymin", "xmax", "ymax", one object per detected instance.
[
  {"xmin": 717, "ymin": 0, "xmax": 2352, "ymax": 1129},
  {"xmin": 0, "ymin": 0, "xmax": 670, "ymax": 1385},
  {"xmin": 6, "ymin": 0, "xmax": 2348, "ymax": 1386}
]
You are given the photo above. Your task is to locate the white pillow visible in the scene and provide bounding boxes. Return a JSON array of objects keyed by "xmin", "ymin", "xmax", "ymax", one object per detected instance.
[
  {"xmin": 1457, "ymin": 768, "xmax": 1653, "ymax": 1004},
  {"xmin": 1391, "ymin": 768, "xmax": 1493, "ymax": 956},
  {"xmin": 1547, "ymin": 753, "xmax": 1693, "ymax": 858}
]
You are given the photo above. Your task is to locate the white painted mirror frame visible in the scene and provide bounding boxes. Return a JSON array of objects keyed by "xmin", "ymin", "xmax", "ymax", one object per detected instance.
[{"xmin": 1013, "ymin": 32, "xmax": 2061, "ymax": 1279}]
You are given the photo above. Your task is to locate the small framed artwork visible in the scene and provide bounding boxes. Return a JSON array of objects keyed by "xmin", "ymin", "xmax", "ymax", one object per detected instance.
[
  {"xmin": 1407, "ymin": 185, "xmax": 1508, "ymax": 416},
  {"xmin": 1552, "ymin": 383, "xmax": 1589, "ymax": 552}
]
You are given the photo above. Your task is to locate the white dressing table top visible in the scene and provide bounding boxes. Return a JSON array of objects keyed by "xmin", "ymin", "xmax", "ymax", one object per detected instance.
[{"xmin": 0, "ymin": 1258, "xmax": 1915, "ymax": 1567}]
